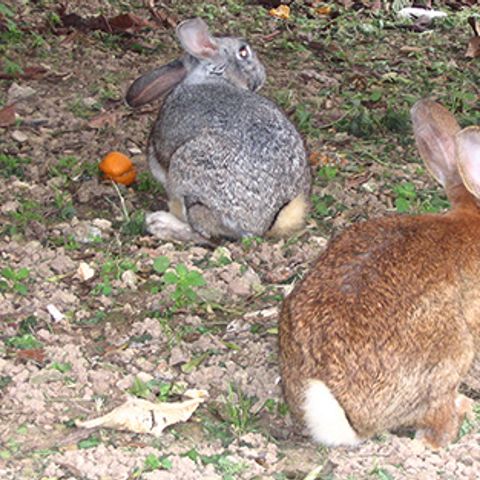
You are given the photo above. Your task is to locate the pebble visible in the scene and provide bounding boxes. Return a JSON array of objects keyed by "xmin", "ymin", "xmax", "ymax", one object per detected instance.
[
  {"xmin": 77, "ymin": 262, "xmax": 95, "ymax": 281},
  {"xmin": 11, "ymin": 130, "xmax": 28, "ymax": 143}
]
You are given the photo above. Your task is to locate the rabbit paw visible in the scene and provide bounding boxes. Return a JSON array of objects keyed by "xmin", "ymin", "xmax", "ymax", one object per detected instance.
[
  {"xmin": 146, "ymin": 211, "xmax": 207, "ymax": 244},
  {"xmin": 455, "ymin": 394, "xmax": 474, "ymax": 421}
]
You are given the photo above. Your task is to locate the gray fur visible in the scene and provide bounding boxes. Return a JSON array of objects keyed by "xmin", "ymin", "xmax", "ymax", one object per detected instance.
[{"xmin": 129, "ymin": 18, "xmax": 311, "ymax": 241}]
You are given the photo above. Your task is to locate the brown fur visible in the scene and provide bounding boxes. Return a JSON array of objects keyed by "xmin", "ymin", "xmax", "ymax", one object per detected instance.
[{"xmin": 279, "ymin": 100, "xmax": 480, "ymax": 448}]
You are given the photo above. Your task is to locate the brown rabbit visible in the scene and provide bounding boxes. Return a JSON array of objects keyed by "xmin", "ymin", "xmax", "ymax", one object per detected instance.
[{"xmin": 279, "ymin": 99, "xmax": 480, "ymax": 449}]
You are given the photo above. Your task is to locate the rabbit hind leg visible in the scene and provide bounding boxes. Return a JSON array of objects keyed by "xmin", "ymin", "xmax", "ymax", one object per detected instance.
[
  {"xmin": 415, "ymin": 390, "xmax": 468, "ymax": 448},
  {"xmin": 146, "ymin": 211, "xmax": 210, "ymax": 245},
  {"xmin": 267, "ymin": 194, "xmax": 308, "ymax": 238},
  {"xmin": 185, "ymin": 202, "xmax": 243, "ymax": 241}
]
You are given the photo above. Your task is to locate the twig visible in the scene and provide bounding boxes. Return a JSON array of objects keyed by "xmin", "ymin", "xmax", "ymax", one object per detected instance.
[
  {"xmin": 303, "ymin": 463, "xmax": 326, "ymax": 480},
  {"xmin": 111, "ymin": 181, "xmax": 130, "ymax": 222}
]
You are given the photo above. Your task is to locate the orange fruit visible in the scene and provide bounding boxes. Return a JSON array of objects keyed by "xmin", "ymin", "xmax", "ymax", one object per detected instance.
[{"xmin": 99, "ymin": 151, "xmax": 136, "ymax": 186}]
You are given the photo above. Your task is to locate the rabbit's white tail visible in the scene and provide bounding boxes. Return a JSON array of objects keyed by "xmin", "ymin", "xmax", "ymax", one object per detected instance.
[
  {"xmin": 268, "ymin": 194, "xmax": 308, "ymax": 238},
  {"xmin": 303, "ymin": 380, "xmax": 360, "ymax": 447}
]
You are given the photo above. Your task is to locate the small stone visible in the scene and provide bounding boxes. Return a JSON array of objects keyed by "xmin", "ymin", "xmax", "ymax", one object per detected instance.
[
  {"xmin": 92, "ymin": 218, "xmax": 112, "ymax": 231},
  {"xmin": 121, "ymin": 270, "xmax": 137, "ymax": 289},
  {"xmin": 0, "ymin": 200, "xmax": 20, "ymax": 214},
  {"xmin": 136, "ymin": 371, "xmax": 153, "ymax": 383},
  {"xmin": 128, "ymin": 146, "xmax": 143, "ymax": 155},
  {"xmin": 77, "ymin": 262, "xmax": 95, "ymax": 281},
  {"xmin": 46, "ymin": 304, "xmax": 64, "ymax": 322},
  {"xmin": 7, "ymin": 82, "xmax": 36, "ymax": 103},
  {"xmin": 11, "ymin": 130, "xmax": 28, "ymax": 143}
]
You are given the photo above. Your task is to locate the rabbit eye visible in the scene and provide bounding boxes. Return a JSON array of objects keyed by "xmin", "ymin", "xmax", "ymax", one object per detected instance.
[{"xmin": 238, "ymin": 45, "xmax": 250, "ymax": 60}]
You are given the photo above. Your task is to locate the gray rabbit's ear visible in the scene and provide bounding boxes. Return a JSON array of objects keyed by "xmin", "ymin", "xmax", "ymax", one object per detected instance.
[
  {"xmin": 411, "ymin": 99, "xmax": 462, "ymax": 189},
  {"xmin": 456, "ymin": 127, "xmax": 480, "ymax": 199},
  {"xmin": 125, "ymin": 59, "xmax": 187, "ymax": 107},
  {"xmin": 176, "ymin": 18, "xmax": 219, "ymax": 60}
]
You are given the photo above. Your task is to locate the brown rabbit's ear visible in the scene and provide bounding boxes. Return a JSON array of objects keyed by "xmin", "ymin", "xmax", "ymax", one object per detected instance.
[
  {"xmin": 456, "ymin": 127, "xmax": 480, "ymax": 199},
  {"xmin": 125, "ymin": 60, "xmax": 187, "ymax": 108},
  {"xmin": 176, "ymin": 18, "xmax": 219, "ymax": 60},
  {"xmin": 411, "ymin": 99, "xmax": 462, "ymax": 188}
]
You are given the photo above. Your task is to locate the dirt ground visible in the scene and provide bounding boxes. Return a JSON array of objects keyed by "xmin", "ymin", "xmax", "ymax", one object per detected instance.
[{"xmin": 1, "ymin": 1, "xmax": 480, "ymax": 479}]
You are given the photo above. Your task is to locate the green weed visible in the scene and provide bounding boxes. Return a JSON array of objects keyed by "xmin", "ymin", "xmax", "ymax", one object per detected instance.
[
  {"xmin": 143, "ymin": 453, "xmax": 172, "ymax": 472},
  {"xmin": 153, "ymin": 256, "xmax": 206, "ymax": 309},
  {"xmin": 0, "ymin": 266, "xmax": 30, "ymax": 295},
  {"xmin": 223, "ymin": 383, "xmax": 257, "ymax": 436},
  {"xmin": 5, "ymin": 333, "xmax": 42, "ymax": 350},
  {"xmin": 0, "ymin": 154, "xmax": 31, "ymax": 179}
]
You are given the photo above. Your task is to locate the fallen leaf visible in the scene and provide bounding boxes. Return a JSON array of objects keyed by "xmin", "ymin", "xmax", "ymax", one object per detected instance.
[
  {"xmin": 88, "ymin": 111, "xmax": 121, "ymax": 129},
  {"xmin": 315, "ymin": 6, "xmax": 333, "ymax": 16},
  {"xmin": 108, "ymin": 13, "xmax": 154, "ymax": 32},
  {"xmin": 466, "ymin": 36, "xmax": 480, "ymax": 58},
  {"xmin": 269, "ymin": 5, "xmax": 290, "ymax": 20},
  {"xmin": 76, "ymin": 390, "xmax": 208, "ymax": 436},
  {"xmin": 466, "ymin": 16, "xmax": 480, "ymax": 59},
  {"xmin": 56, "ymin": 6, "xmax": 154, "ymax": 34},
  {"xmin": 146, "ymin": 4, "xmax": 178, "ymax": 29},
  {"xmin": 0, "ymin": 66, "xmax": 48, "ymax": 80},
  {"xmin": 309, "ymin": 151, "xmax": 331, "ymax": 167},
  {"xmin": 0, "ymin": 104, "xmax": 16, "ymax": 127},
  {"xmin": 16, "ymin": 348, "xmax": 46, "ymax": 363}
]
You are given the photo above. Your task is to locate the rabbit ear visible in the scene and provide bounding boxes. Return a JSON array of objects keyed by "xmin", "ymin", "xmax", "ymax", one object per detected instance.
[
  {"xmin": 411, "ymin": 99, "xmax": 462, "ymax": 189},
  {"xmin": 456, "ymin": 127, "xmax": 480, "ymax": 199},
  {"xmin": 125, "ymin": 59, "xmax": 187, "ymax": 108},
  {"xmin": 176, "ymin": 18, "xmax": 219, "ymax": 60}
]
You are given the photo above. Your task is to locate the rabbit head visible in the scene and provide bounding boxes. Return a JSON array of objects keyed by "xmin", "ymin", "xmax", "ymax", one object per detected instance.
[{"xmin": 126, "ymin": 18, "xmax": 266, "ymax": 107}]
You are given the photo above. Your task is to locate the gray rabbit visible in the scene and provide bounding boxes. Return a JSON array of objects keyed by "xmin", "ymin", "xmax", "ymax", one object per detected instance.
[{"xmin": 126, "ymin": 18, "xmax": 311, "ymax": 243}]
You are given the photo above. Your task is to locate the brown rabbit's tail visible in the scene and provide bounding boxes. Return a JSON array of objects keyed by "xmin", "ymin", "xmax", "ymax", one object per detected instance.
[{"xmin": 303, "ymin": 380, "xmax": 360, "ymax": 447}]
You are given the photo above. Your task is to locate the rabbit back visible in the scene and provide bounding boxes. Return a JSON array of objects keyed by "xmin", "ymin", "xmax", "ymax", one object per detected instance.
[
  {"xmin": 279, "ymin": 211, "xmax": 480, "ymax": 443},
  {"xmin": 149, "ymin": 82, "xmax": 310, "ymax": 236}
]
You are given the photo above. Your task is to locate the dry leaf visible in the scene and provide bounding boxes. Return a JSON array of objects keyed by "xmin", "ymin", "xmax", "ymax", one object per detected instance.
[
  {"xmin": 0, "ymin": 66, "xmax": 48, "ymax": 80},
  {"xmin": 0, "ymin": 104, "xmax": 16, "ymax": 127},
  {"xmin": 466, "ymin": 16, "xmax": 480, "ymax": 59},
  {"xmin": 269, "ymin": 5, "xmax": 290, "ymax": 20},
  {"xmin": 16, "ymin": 348, "xmax": 46, "ymax": 363},
  {"xmin": 108, "ymin": 13, "xmax": 154, "ymax": 32},
  {"xmin": 88, "ymin": 111, "xmax": 121, "ymax": 129},
  {"xmin": 309, "ymin": 151, "xmax": 330, "ymax": 167},
  {"xmin": 466, "ymin": 36, "xmax": 480, "ymax": 58},
  {"xmin": 76, "ymin": 389, "xmax": 208, "ymax": 436},
  {"xmin": 315, "ymin": 6, "xmax": 332, "ymax": 16}
]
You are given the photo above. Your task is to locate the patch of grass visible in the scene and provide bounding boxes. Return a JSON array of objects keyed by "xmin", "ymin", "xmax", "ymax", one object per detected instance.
[
  {"xmin": 370, "ymin": 466, "xmax": 395, "ymax": 480},
  {"xmin": 5, "ymin": 333, "xmax": 42, "ymax": 350},
  {"xmin": 0, "ymin": 154, "xmax": 31, "ymax": 179},
  {"xmin": 50, "ymin": 361, "xmax": 72, "ymax": 374},
  {"xmin": 77, "ymin": 435, "xmax": 101, "ymax": 449},
  {"xmin": 134, "ymin": 172, "xmax": 164, "ymax": 194},
  {"xmin": 391, "ymin": 182, "xmax": 450, "ymax": 214},
  {"xmin": 121, "ymin": 210, "xmax": 146, "ymax": 236},
  {"xmin": 0, "ymin": 266, "xmax": 30, "ymax": 295},
  {"xmin": 53, "ymin": 191, "xmax": 76, "ymax": 220},
  {"xmin": 184, "ymin": 449, "xmax": 248, "ymax": 480},
  {"xmin": 3, "ymin": 57, "xmax": 23, "ymax": 76},
  {"xmin": 143, "ymin": 453, "xmax": 172, "ymax": 472},
  {"xmin": 153, "ymin": 256, "xmax": 206, "ymax": 310},
  {"xmin": 92, "ymin": 257, "xmax": 137, "ymax": 296},
  {"xmin": 5, "ymin": 199, "xmax": 43, "ymax": 235},
  {"xmin": 0, "ymin": 376, "xmax": 12, "ymax": 390},
  {"xmin": 392, "ymin": 181, "xmax": 416, "ymax": 213},
  {"xmin": 69, "ymin": 97, "xmax": 99, "ymax": 119},
  {"xmin": 223, "ymin": 383, "xmax": 257, "ymax": 436}
]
